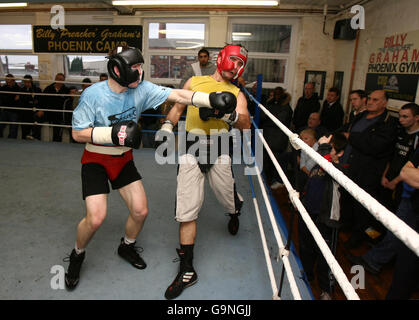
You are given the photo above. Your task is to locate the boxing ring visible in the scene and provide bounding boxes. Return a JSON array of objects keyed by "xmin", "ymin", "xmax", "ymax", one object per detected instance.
[{"xmin": 1, "ymin": 77, "xmax": 419, "ymax": 300}]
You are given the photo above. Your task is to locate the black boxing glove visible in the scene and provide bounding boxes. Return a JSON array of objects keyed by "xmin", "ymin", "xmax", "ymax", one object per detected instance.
[
  {"xmin": 199, "ymin": 108, "xmax": 239, "ymax": 126},
  {"xmin": 199, "ymin": 107, "xmax": 214, "ymax": 121},
  {"xmin": 92, "ymin": 120, "xmax": 141, "ymax": 149},
  {"xmin": 209, "ymin": 91, "xmax": 236, "ymax": 115},
  {"xmin": 192, "ymin": 91, "xmax": 237, "ymax": 116}
]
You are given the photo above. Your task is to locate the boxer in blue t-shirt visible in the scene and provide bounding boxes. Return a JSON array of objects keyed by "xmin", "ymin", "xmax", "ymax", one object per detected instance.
[{"xmin": 65, "ymin": 46, "xmax": 238, "ymax": 290}]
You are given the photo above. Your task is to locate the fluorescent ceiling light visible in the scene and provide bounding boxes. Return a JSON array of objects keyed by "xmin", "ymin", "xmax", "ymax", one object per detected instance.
[
  {"xmin": 113, "ymin": 1, "xmax": 279, "ymax": 6},
  {"xmin": 0, "ymin": 2, "xmax": 27, "ymax": 7},
  {"xmin": 159, "ymin": 30, "xmax": 203, "ymax": 39},
  {"xmin": 175, "ymin": 41, "xmax": 203, "ymax": 49},
  {"xmin": 232, "ymin": 32, "xmax": 252, "ymax": 36}
]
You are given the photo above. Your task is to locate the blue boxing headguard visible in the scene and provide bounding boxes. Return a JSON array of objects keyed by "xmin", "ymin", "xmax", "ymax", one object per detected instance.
[{"xmin": 107, "ymin": 46, "xmax": 144, "ymax": 87}]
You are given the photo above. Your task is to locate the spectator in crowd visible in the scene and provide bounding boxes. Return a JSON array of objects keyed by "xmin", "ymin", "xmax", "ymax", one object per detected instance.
[
  {"xmin": 380, "ymin": 103, "xmax": 419, "ymax": 211},
  {"xmin": 296, "ymin": 128, "xmax": 319, "ymax": 192},
  {"xmin": 346, "ymin": 103, "xmax": 419, "ymax": 274},
  {"xmin": 277, "ymin": 112, "xmax": 328, "ymax": 188},
  {"xmin": 298, "ymin": 112, "xmax": 329, "ymax": 140},
  {"xmin": 259, "ymin": 86, "xmax": 293, "ymax": 189},
  {"xmin": 0, "ymin": 74, "xmax": 21, "ymax": 139},
  {"xmin": 348, "ymin": 89, "xmax": 367, "ymax": 124},
  {"xmin": 292, "ymin": 82, "xmax": 320, "ymax": 132},
  {"xmin": 320, "ymin": 87, "xmax": 344, "ymax": 133},
  {"xmin": 299, "ymin": 133, "xmax": 348, "ymax": 300},
  {"xmin": 179, "ymin": 48, "xmax": 216, "ymax": 89},
  {"xmin": 99, "ymin": 73, "xmax": 108, "ymax": 81},
  {"xmin": 42, "ymin": 73, "xmax": 70, "ymax": 142},
  {"xmin": 340, "ymin": 90, "xmax": 398, "ymax": 249},
  {"xmin": 266, "ymin": 89, "xmax": 275, "ymax": 104},
  {"xmin": 386, "ymin": 149, "xmax": 419, "ymax": 300},
  {"xmin": 81, "ymin": 78, "xmax": 92, "ymax": 91},
  {"xmin": 19, "ymin": 74, "xmax": 42, "ymax": 140}
]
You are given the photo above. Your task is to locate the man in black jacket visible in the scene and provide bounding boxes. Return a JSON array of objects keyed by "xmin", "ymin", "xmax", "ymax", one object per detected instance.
[
  {"xmin": 20, "ymin": 74, "xmax": 43, "ymax": 140},
  {"xmin": 0, "ymin": 74, "xmax": 21, "ymax": 138},
  {"xmin": 341, "ymin": 90, "xmax": 399, "ymax": 249},
  {"xmin": 320, "ymin": 87, "xmax": 344, "ymax": 133},
  {"xmin": 260, "ymin": 87, "xmax": 293, "ymax": 188},
  {"xmin": 292, "ymin": 82, "xmax": 320, "ymax": 132},
  {"xmin": 42, "ymin": 73, "xmax": 69, "ymax": 142}
]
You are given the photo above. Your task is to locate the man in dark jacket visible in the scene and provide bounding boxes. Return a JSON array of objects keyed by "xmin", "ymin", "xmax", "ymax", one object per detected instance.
[
  {"xmin": 0, "ymin": 74, "xmax": 21, "ymax": 138},
  {"xmin": 42, "ymin": 73, "xmax": 69, "ymax": 142},
  {"xmin": 341, "ymin": 90, "xmax": 399, "ymax": 249},
  {"xmin": 20, "ymin": 74, "xmax": 43, "ymax": 140},
  {"xmin": 320, "ymin": 87, "xmax": 344, "ymax": 133},
  {"xmin": 292, "ymin": 82, "xmax": 320, "ymax": 132},
  {"xmin": 260, "ymin": 86, "xmax": 293, "ymax": 188}
]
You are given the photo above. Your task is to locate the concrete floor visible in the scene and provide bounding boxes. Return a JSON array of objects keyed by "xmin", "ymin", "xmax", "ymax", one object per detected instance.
[{"xmin": 0, "ymin": 138, "xmax": 312, "ymax": 300}]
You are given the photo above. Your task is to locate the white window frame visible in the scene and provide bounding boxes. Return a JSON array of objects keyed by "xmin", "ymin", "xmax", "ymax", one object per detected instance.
[
  {"xmin": 228, "ymin": 17, "xmax": 299, "ymax": 93},
  {"xmin": 143, "ymin": 18, "xmax": 209, "ymax": 86}
]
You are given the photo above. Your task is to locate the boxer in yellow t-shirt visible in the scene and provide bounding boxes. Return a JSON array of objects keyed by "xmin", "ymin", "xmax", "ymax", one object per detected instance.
[{"xmin": 160, "ymin": 44, "xmax": 251, "ymax": 300}]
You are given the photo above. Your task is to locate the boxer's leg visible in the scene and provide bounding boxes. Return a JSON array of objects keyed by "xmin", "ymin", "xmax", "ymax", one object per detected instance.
[
  {"xmin": 101, "ymin": 159, "xmax": 146, "ymax": 269},
  {"xmin": 165, "ymin": 154, "xmax": 203, "ymax": 300},
  {"xmin": 76, "ymin": 194, "xmax": 108, "ymax": 249},
  {"xmin": 207, "ymin": 154, "xmax": 243, "ymax": 235},
  {"xmin": 119, "ymin": 180, "xmax": 148, "ymax": 240},
  {"xmin": 117, "ymin": 179, "xmax": 148, "ymax": 269},
  {"xmin": 65, "ymin": 163, "xmax": 109, "ymax": 290}
]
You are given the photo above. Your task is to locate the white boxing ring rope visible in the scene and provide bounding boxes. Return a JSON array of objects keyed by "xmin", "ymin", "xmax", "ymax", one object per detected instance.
[
  {"xmin": 0, "ymin": 89, "xmax": 81, "ymax": 128},
  {"xmin": 244, "ymin": 88, "xmax": 419, "ymax": 258},
  {"xmin": 247, "ymin": 174, "xmax": 281, "ymax": 300},
  {"xmin": 0, "ymin": 105, "xmax": 75, "ymax": 129}
]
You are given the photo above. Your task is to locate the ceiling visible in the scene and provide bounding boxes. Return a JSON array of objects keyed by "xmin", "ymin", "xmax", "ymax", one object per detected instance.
[{"xmin": 0, "ymin": 0, "xmax": 369, "ymax": 14}]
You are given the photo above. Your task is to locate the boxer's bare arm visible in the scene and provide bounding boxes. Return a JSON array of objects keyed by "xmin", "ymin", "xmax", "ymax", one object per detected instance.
[
  {"xmin": 233, "ymin": 92, "xmax": 250, "ymax": 130},
  {"xmin": 72, "ymin": 128, "xmax": 93, "ymax": 143}
]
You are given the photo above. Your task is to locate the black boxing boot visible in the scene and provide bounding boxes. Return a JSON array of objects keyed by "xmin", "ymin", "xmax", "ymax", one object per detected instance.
[
  {"xmin": 117, "ymin": 237, "xmax": 147, "ymax": 269},
  {"xmin": 228, "ymin": 196, "xmax": 243, "ymax": 235},
  {"xmin": 165, "ymin": 245, "xmax": 197, "ymax": 300},
  {"xmin": 65, "ymin": 249, "xmax": 85, "ymax": 290}
]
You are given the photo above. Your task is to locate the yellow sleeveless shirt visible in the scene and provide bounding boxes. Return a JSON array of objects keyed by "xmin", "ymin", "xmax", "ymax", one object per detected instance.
[{"xmin": 186, "ymin": 76, "xmax": 240, "ymax": 135}]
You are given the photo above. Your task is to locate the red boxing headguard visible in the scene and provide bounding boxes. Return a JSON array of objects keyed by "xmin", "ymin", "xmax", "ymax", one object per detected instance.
[{"xmin": 216, "ymin": 45, "xmax": 248, "ymax": 79}]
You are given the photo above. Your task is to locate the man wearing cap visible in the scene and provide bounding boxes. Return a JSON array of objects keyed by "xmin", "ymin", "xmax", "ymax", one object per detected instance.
[
  {"xmin": 64, "ymin": 46, "xmax": 238, "ymax": 291},
  {"xmin": 160, "ymin": 44, "xmax": 251, "ymax": 299}
]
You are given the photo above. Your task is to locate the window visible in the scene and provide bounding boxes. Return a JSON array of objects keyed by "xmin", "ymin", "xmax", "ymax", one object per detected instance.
[
  {"xmin": 148, "ymin": 23, "xmax": 205, "ymax": 50},
  {"xmin": 0, "ymin": 25, "xmax": 32, "ymax": 50},
  {"xmin": 232, "ymin": 24, "xmax": 291, "ymax": 54},
  {"xmin": 145, "ymin": 21, "xmax": 207, "ymax": 86},
  {"xmin": 65, "ymin": 55, "xmax": 108, "ymax": 78},
  {"xmin": 229, "ymin": 19, "xmax": 297, "ymax": 90},
  {"xmin": 0, "ymin": 55, "xmax": 38, "ymax": 77}
]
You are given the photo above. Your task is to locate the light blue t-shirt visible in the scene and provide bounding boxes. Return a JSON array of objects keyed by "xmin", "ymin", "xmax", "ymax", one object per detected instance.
[{"xmin": 72, "ymin": 80, "xmax": 172, "ymax": 130}]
